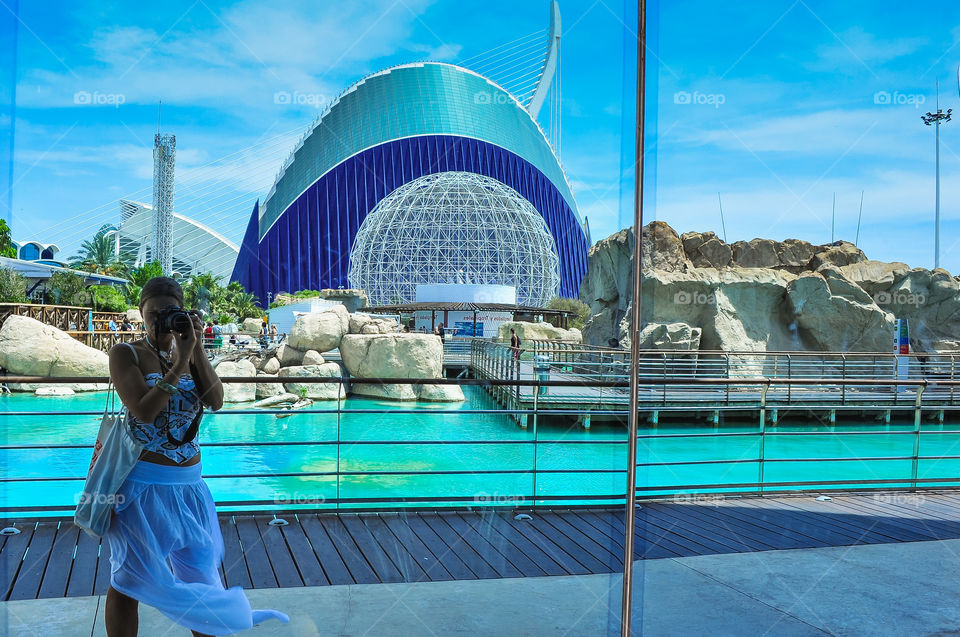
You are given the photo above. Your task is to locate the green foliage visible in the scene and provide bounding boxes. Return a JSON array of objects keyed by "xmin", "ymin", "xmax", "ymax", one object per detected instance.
[
  {"xmin": 547, "ymin": 296, "xmax": 590, "ymax": 330},
  {"xmin": 123, "ymin": 261, "xmax": 164, "ymax": 306},
  {"xmin": 68, "ymin": 226, "xmax": 133, "ymax": 276},
  {"xmin": 48, "ymin": 271, "xmax": 89, "ymax": 306},
  {"xmin": 89, "ymin": 285, "xmax": 128, "ymax": 312},
  {"xmin": 225, "ymin": 291, "xmax": 261, "ymax": 320},
  {"xmin": 0, "ymin": 267, "xmax": 27, "ymax": 302},
  {"xmin": 0, "ymin": 220, "xmax": 16, "ymax": 259},
  {"xmin": 183, "ymin": 272, "xmax": 226, "ymax": 314},
  {"xmin": 214, "ymin": 312, "xmax": 234, "ymax": 325}
]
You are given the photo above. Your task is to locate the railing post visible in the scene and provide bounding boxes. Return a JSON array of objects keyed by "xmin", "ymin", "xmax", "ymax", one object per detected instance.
[
  {"xmin": 336, "ymin": 374, "xmax": 342, "ymax": 512},
  {"xmin": 532, "ymin": 379, "xmax": 539, "ymax": 510},
  {"xmin": 841, "ymin": 355, "xmax": 846, "ymax": 405},
  {"xmin": 725, "ymin": 353, "xmax": 731, "ymax": 405},
  {"xmin": 787, "ymin": 355, "xmax": 792, "ymax": 404},
  {"xmin": 758, "ymin": 383, "xmax": 768, "ymax": 496},
  {"xmin": 911, "ymin": 384, "xmax": 925, "ymax": 492}
]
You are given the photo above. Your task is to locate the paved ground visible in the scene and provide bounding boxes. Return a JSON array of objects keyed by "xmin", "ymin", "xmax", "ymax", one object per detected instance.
[{"xmin": 3, "ymin": 537, "xmax": 960, "ymax": 636}]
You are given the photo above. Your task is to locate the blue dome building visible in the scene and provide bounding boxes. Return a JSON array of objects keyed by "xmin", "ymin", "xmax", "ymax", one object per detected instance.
[{"xmin": 232, "ymin": 61, "xmax": 589, "ymax": 305}]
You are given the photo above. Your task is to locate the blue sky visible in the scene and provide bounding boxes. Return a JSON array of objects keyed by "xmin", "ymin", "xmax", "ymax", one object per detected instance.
[
  {"xmin": 0, "ymin": 0, "xmax": 633, "ymax": 264},
  {"xmin": 2, "ymin": 0, "xmax": 960, "ymax": 274}
]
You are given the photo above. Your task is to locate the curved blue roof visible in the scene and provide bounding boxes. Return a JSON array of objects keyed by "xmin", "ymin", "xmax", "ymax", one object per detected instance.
[{"xmin": 260, "ymin": 62, "xmax": 580, "ymax": 237}]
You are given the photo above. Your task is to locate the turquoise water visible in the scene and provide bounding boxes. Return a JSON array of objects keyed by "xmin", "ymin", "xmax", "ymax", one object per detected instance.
[{"xmin": 1, "ymin": 388, "xmax": 957, "ymax": 516}]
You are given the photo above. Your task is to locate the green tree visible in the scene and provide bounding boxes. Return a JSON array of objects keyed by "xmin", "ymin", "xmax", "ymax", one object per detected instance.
[
  {"xmin": 123, "ymin": 261, "xmax": 163, "ymax": 306},
  {"xmin": 89, "ymin": 285, "xmax": 128, "ymax": 312},
  {"xmin": 547, "ymin": 296, "xmax": 590, "ymax": 330},
  {"xmin": 69, "ymin": 225, "xmax": 133, "ymax": 276},
  {"xmin": 0, "ymin": 220, "xmax": 16, "ymax": 258},
  {"xmin": 0, "ymin": 267, "xmax": 27, "ymax": 302},
  {"xmin": 48, "ymin": 271, "xmax": 89, "ymax": 306},
  {"xmin": 183, "ymin": 272, "xmax": 225, "ymax": 314},
  {"xmin": 225, "ymin": 291, "xmax": 262, "ymax": 320}
]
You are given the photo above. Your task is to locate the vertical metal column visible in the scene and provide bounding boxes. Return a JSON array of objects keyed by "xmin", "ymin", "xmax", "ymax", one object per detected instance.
[{"xmin": 622, "ymin": 2, "xmax": 646, "ymax": 634}]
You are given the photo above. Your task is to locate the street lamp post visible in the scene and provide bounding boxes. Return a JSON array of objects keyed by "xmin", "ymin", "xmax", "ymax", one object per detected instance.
[{"xmin": 922, "ymin": 86, "xmax": 952, "ymax": 270}]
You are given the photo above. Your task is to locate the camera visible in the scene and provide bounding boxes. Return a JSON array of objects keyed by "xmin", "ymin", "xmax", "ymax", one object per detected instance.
[{"xmin": 155, "ymin": 306, "xmax": 193, "ymax": 335}]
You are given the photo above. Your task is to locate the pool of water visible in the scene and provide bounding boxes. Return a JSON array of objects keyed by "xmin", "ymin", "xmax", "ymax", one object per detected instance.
[{"xmin": 1, "ymin": 388, "xmax": 957, "ymax": 516}]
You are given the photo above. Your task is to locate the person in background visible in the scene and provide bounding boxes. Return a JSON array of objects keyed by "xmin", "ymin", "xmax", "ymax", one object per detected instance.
[
  {"xmin": 434, "ymin": 322, "xmax": 445, "ymax": 344},
  {"xmin": 203, "ymin": 321, "xmax": 214, "ymax": 348},
  {"xmin": 211, "ymin": 319, "xmax": 223, "ymax": 349},
  {"xmin": 269, "ymin": 323, "xmax": 278, "ymax": 344},
  {"xmin": 510, "ymin": 328, "xmax": 522, "ymax": 360},
  {"xmin": 121, "ymin": 319, "xmax": 134, "ymax": 332},
  {"xmin": 108, "ymin": 318, "xmax": 118, "ymax": 332}
]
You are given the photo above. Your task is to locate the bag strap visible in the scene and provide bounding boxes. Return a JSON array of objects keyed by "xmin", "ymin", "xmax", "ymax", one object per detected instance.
[{"xmin": 122, "ymin": 342, "xmax": 140, "ymax": 366}]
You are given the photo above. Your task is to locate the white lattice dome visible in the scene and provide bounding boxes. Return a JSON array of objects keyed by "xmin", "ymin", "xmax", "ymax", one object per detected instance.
[{"xmin": 348, "ymin": 172, "xmax": 561, "ymax": 306}]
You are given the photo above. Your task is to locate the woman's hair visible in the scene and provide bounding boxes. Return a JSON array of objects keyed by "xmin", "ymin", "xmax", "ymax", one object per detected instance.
[{"xmin": 139, "ymin": 276, "xmax": 184, "ymax": 307}]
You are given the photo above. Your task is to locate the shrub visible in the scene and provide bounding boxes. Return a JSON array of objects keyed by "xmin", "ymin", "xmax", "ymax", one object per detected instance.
[{"xmin": 0, "ymin": 267, "xmax": 27, "ymax": 302}]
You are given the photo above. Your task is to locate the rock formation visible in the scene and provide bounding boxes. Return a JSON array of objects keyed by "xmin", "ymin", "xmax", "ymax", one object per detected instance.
[
  {"xmin": 0, "ymin": 316, "xmax": 109, "ymax": 391},
  {"xmin": 580, "ymin": 222, "xmax": 956, "ymax": 353},
  {"xmin": 497, "ymin": 321, "xmax": 581, "ymax": 344}
]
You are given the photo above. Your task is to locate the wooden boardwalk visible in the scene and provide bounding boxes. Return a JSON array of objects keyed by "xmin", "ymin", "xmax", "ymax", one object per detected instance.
[{"xmin": 3, "ymin": 492, "xmax": 960, "ymax": 601}]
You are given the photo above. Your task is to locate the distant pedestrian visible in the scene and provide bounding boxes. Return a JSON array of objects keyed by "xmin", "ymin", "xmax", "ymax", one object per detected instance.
[
  {"xmin": 270, "ymin": 323, "xmax": 278, "ymax": 344},
  {"xmin": 212, "ymin": 319, "xmax": 223, "ymax": 349},
  {"xmin": 108, "ymin": 318, "xmax": 118, "ymax": 332},
  {"xmin": 435, "ymin": 322, "xmax": 445, "ymax": 344},
  {"xmin": 121, "ymin": 319, "xmax": 133, "ymax": 332},
  {"xmin": 510, "ymin": 328, "xmax": 522, "ymax": 360}
]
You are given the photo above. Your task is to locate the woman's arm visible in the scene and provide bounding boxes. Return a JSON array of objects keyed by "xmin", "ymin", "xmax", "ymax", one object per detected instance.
[
  {"xmin": 189, "ymin": 313, "xmax": 224, "ymax": 410},
  {"xmin": 110, "ymin": 344, "xmax": 189, "ymax": 423}
]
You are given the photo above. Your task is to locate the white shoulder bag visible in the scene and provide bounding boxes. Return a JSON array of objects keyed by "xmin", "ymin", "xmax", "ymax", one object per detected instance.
[{"xmin": 74, "ymin": 343, "xmax": 145, "ymax": 538}]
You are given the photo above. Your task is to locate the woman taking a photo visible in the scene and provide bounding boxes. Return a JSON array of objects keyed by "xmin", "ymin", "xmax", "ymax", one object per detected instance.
[{"xmin": 104, "ymin": 277, "xmax": 288, "ymax": 636}]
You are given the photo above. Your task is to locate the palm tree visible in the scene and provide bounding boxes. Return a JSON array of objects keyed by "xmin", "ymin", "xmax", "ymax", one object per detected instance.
[
  {"xmin": 69, "ymin": 227, "xmax": 134, "ymax": 276},
  {"xmin": 226, "ymin": 291, "xmax": 261, "ymax": 320},
  {"xmin": 183, "ymin": 272, "xmax": 225, "ymax": 314}
]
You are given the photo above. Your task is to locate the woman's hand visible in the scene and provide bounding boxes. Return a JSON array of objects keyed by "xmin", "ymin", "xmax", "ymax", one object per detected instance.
[{"xmin": 171, "ymin": 312, "xmax": 201, "ymax": 371}]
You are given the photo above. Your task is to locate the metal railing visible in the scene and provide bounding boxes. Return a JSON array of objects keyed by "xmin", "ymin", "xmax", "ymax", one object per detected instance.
[{"xmin": 2, "ymin": 373, "xmax": 960, "ymax": 518}]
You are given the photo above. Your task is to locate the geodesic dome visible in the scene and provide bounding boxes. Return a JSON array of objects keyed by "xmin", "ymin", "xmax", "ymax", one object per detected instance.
[{"xmin": 348, "ymin": 172, "xmax": 561, "ymax": 306}]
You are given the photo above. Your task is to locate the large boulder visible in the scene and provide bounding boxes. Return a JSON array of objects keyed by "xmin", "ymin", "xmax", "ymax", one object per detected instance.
[
  {"xmin": 681, "ymin": 231, "xmax": 733, "ymax": 269},
  {"xmin": 276, "ymin": 343, "xmax": 305, "ymax": 367},
  {"xmin": 810, "ymin": 242, "xmax": 866, "ymax": 269},
  {"xmin": 340, "ymin": 334, "xmax": 442, "ymax": 379},
  {"xmin": 241, "ymin": 317, "xmax": 262, "ymax": 333},
  {"xmin": 776, "ymin": 239, "xmax": 817, "ymax": 271},
  {"xmin": 125, "ymin": 308, "xmax": 143, "ymax": 323},
  {"xmin": 288, "ymin": 305, "xmax": 349, "ymax": 353},
  {"xmin": 301, "ymin": 350, "xmax": 325, "ymax": 366},
  {"xmin": 214, "ymin": 359, "xmax": 257, "ymax": 402},
  {"xmin": 633, "ymin": 322, "xmax": 702, "ymax": 351},
  {"xmin": 497, "ymin": 321, "xmax": 581, "ymax": 344},
  {"xmin": 786, "ymin": 272, "xmax": 893, "ymax": 352},
  {"xmin": 732, "ymin": 239, "xmax": 780, "ymax": 268},
  {"xmin": 643, "ymin": 221, "xmax": 688, "ymax": 272},
  {"xmin": 417, "ymin": 383, "xmax": 466, "ymax": 402},
  {"xmin": 318, "ymin": 290, "xmax": 369, "ymax": 313},
  {"xmin": 278, "ymin": 363, "xmax": 345, "ymax": 400},
  {"xmin": 255, "ymin": 373, "xmax": 285, "ymax": 399},
  {"xmin": 0, "ymin": 316, "xmax": 109, "ymax": 391},
  {"xmin": 261, "ymin": 356, "xmax": 281, "ymax": 374}
]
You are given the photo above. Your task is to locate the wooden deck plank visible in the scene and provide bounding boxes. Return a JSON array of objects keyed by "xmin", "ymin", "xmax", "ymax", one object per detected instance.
[
  {"xmin": 38, "ymin": 524, "xmax": 79, "ymax": 599},
  {"xmin": 363, "ymin": 514, "xmax": 441, "ymax": 582},
  {"xmin": 444, "ymin": 512, "xmax": 536, "ymax": 577},
  {"xmin": 253, "ymin": 516, "xmax": 302, "ymax": 588},
  {"xmin": 583, "ymin": 509, "xmax": 689, "ymax": 559},
  {"xmin": 0, "ymin": 522, "xmax": 34, "ymax": 601},
  {"xmin": 634, "ymin": 509, "xmax": 731, "ymax": 555},
  {"xmin": 277, "ymin": 518, "xmax": 329, "ymax": 587},
  {"xmin": 657, "ymin": 503, "xmax": 811, "ymax": 551},
  {"xmin": 495, "ymin": 512, "xmax": 595, "ymax": 575},
  {"xmin": 337, "ymin": 515, "xmax": 404, "ymax": 584},
  {"xmin": 708, "ymin": 501, "xmax": 834, "ymax": 548},
  {"xmin": 65, "ymin": 528, "xmax": 99, "ymax": 597},
  {"xmin": 318, "ymin": 515, "xmax": 378, "ymax": 585},
  {"xmin": 93, "ymin": 538, "xmax": 112, "ymax": 594},
  {"xmin": 461, "ymin": 511, "xmax": 569, "ymax": 577},
  {"xmin": 415, "ymin": 512, "xmax": 501, "ymax": 579},
  {"xmin": 234, "ymin": 516, "xmax": 278, "ymax": 589},
  {"xmin": 536, "ymin": 512, "xmax": 622, "ymax": 570},
  {"xmin": 299, "ymin": 515, "xmax": 355, "ymax": 586},
  {"xmin": 219, "ymin": 516, "xmax": 252, "ymax": 589},
  {"xmin": 390, "ymin": 513, "xmax": 477, "ymax": 580},
  {"xmin": 759, "ymin": 498, "xmax": 929, "ymax": 544},
  {"xmin": 730, "ymin": 499, "xmax": 894, "ymax": 546},
  {"xmin": 832, "ymin": 498, "xmax": 960, "ymax": 538},
  {"xmin": 643, "ymin": 504, "xmax": 776, "ymax": 553},
  {"xmin": 849, "ymin": 495, "xmax": 960, "ymax": 527},
  {"xmin": 8, "ymin": 522, "xmax": 56, "ymax": 601}
]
